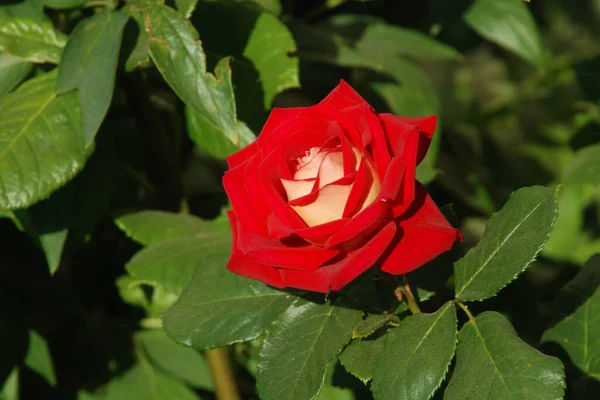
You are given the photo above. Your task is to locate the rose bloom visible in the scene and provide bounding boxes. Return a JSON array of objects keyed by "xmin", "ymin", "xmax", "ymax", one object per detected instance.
[{"xmin": 222, "ymin": 81, "xmax": 460, "ymax": 293}]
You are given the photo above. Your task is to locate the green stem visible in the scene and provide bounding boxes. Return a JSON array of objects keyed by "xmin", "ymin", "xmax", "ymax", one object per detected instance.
[
  {"xmin": 395, "ymin": 276, "xmax": 421, "ymax": 314},
  {"xmin": 455, "ymin": 301, "xmax": 475, "ymax": 322},
  {"xmin": 205, "ymin": 348, "xmax": 242, "ymax": 400}
]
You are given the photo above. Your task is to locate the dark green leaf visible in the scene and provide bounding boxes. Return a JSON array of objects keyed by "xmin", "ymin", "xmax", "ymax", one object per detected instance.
[
  {"xmin": 464, "ymin": 0, "xmax": 545, "ymax": 67},
  {"xmin": 186, "ymin": 105, "xmax": 255, "ymax": 159},
  {"xmin": 542, "ymin": 255, "xmax": 600, "ymax": 379},
  {"xmin": 145, "ymin": 3, "xmax": 241, "ymax": 145},
  {"xmin": 352, "ymin": 313, "xmax": 397, "ymax": 339},
  {"xmin": 0, "ymin": 71, "xmax": 88, "ymax": 210},
  {"xmin": 257, "ymin": 300, "xmax": 363, "ymax": 400},
  {"xmin": 122, "ymin": 5, "xmax": 150, "ymax": 72},
  {"xmin": 339, "ymin": 335, "xmax": 386, "ymax": 383},
  {"xmin": 561, "ymin": 143, "xmax": 600, "ymax": 186},
  {"xmin": 163, "ymin": 253, "xmax": 293, "ymax": 349},
  {"xmin": 0, "ymin": 17, "xmax": 66, "ymax": 64},
  {"xmin": 115, "ymin": 210, "xmax": 224, "ymax": 246},
  {"xmin": 454, "ymin": 186, "xmax": 558, "ymax": 301},
  {"xmin": 125, "ymin": 235, "xmax": 231, "ymax": 296},
  {"xmin": 24, "ymin": 330, "xmax": 56, "ymax": 387},
  {"xmin": 372, "ymin": 302, "xmax": 457, "ymax": 400},
  {"xmin": 0, "ymin": 54, "xmax": 32, "ymax": 97},
  {"xmin": 445, "ymin": 311, "xmax": 565, "ymax": 400},
  {"xmin": 56, "ymin": 11, "xmax": 129, "ymax": 146},
  {"xmin": 137, "ymin": 329, "xmax": 213, "ymax": 390}
]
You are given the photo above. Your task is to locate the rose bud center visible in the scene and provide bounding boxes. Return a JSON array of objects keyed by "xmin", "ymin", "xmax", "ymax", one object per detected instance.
[{"xmin": 280, "ymin": 145, "xmax": 381, "ymax": 227}]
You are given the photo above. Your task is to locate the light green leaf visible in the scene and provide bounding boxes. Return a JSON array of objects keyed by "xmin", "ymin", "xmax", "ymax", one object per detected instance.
[
  {"xmin": 56, "ymin": 11, "xmax": 128, "ymax": 146},
  {"xmin": 355, "ymin": 21, "xmax": 462, "ymax": 61},
  {"xmin": 339, "ymin": 335, "xmax": 386, "ymax": 383},
  {"xmin": 145, "ymin": 3, "xmax": 240, "ymax": 145},
  {"xmin": 163, "ymin": 253, "xmax": 294, "ymax": 350},
  {"xmin": 561, "ymin": 143, "xmax": 600, "ymax": 186},
  {"xmin": 186, "ymin": 105, "xmax": 255, "ymax": 159},
  {"xmin": 0, "ymin": 71, "xmax": 88, "ymax": 210},
  {"xmin": 454, "ymin": 186, "xmax": 558, "ymax": 301},
  {"xmin": 43, "ymin": 0, "xmax": 84, "ymax": 9},
  {"xmin": 242, "ymin": 0, "xmax": 281, "ymax": 14},
  {"xmin": 125, "ymin": 235, "xmax": 231, "ymax": 296},
  {"xmin": 115, "ymin": 210, "xmax": 224, "ymax": 246},
  {"xmin": 0, "ymin": 17, "xmax": 66, "ymax": 63},
  {"xmin": 243, "ymin": 11, "xmax": 299, "ymax": 108},
  {"xmin": 137, "ymin": 329, "xmax": 213, "ymax": 390},
  {"xmin": 0, "ymin": 54, "xmax": 32, "ymax": 97},
  {"xmin": 24, "ymin": 330, "xmax": 56, "ymax": 386},
  {"xmin": 104, "ymin": 360, "xmax": 200, "ymax": 400},
  {"xmin": 0, "ymin": 368, "xmax": 19, "ymax": 400},
  {"xmin": 175, "ymin": 0, "xmax": 198, "ymax": 18},
  {"xmin": 542, "ymin": 255, "xmax": 600, "ymax": 379},
  {"xmin": 257, "ymin": 300, "xmax": 363, "ymax": 400},
  {"xmin": 464, "ymin": 0, "xmax": 545, "ymax": 67},
  {"xmin": 372, "ymin": 302, "xmax": 457, "ymax": 400},
  {"xmin": 445, "ymin": 311, "xmax": 565, "ymax": 400}
]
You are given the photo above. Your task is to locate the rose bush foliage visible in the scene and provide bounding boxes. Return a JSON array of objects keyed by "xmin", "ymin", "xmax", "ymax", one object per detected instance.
[{"xmin": 223, "ymin": 81, "xmax": 461, "ymax": 292}]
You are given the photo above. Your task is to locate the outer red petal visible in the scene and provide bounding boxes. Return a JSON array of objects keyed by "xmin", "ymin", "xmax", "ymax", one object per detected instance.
[
  {"xmin": 380, "ymin": 184, "xmax": 460, "ymax": 275},
  {"xmin": 318, "ymin": 79, "xmax": 369, "ymax": 110},
  {"xmin": 279, "ymin": 221, "xmax": 397, "ymax": 293},
  {"xmin": 380, "ymin": 114, "xmax": 437, "ymax": 166},
  {"xmin": 226, "ymin": 141, "xmax": 259, "ymax": 169},
  {"xmin": 324, "ymin": 199, "xmax": 391, "ymax": 248},
  {"xmin": 226, "ymin": 211, "xmax": 285, "ymax": 288}
]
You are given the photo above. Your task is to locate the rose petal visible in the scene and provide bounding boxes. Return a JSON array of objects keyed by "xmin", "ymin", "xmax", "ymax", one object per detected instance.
[
  {"xmin": 343, "ymin": 154, "xmax": 381, "ymax": 217},
  {"xmin": 380, "ymin": 184, "xmax": 460, "ymax": 275},
  {"xmin": 226, "ymin": 211, "xmax": 285, "ymax": 288},
  {"xmin": 279, "ymin": 221, "xmax": 397, "ymax": 293},
  {"xmin": 380, "ymin": 114, "xmax": 437, "ymax": 166},
  {"xmin": 291, "ymin": 183, "xmax": 353, "ymax": 227},
  {"xmin": 318, "ymin": 79, "xmax": 369, "ymax": 110},
  {"xmin": 226, "ymin": 141, "xmax": 259, "ymax": 169},
  {"xmin": 325, "ymin": 199, "xmax": 391, "ymax": 248},
  {"xmin": 237, "ymin": 222, "xmax": 339, "ymax": 271}
]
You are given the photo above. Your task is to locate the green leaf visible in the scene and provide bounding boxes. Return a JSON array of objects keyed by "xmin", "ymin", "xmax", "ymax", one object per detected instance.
[
  {"xmin": 122, "ymin": 5, "xmax": 150, "ymax": 72},
  {"xmin": 144, "ymin": 3, "xmax": 240, "ymax": 145},
  {"xmin": 372, "ymin": 302, "xmax": 457, "ymax": 400},
  {"xmin": 454, "ymin": 186, "xmax": 558, "ymax": 301},
  {"xmin": 163, "ymin": 253, "xmax": 294, "ymax": 349},
  {"xmin": 104, "ymin": 360, "xmax": 200, "ymax": 400},
  {"xmin": 0, "ymin": 369, "xmax": 18, "ymax": 400},
  {"xmin": 257, "ymin": 300, "xmax": 363, "ymax": 400},
  {"xmin": 186, "ymin": 105, "xmax": 255, "ymax": 159},
  {"xmin": 339, "ymin": 335, "xmax": 386, "ymax": 383},
  {"xmin": 24, "ymin": 330, "xmax": 56, "ymax": 387},
  {"xmin": 137, "ymin": 329, "xmax": 213, "ymax": 390},
  {"xmin": 355, "ymin": 21, "xmax": 462, "ymax": 61},
  {"xmin": 241, "ymin": 0, "xmax": 281, "ymax": 14},
  {"xmin": 542, "ymin": 255, "xmax": 600, "ymax": 379},
  {"xmin": 445, "ymin": 311, "xmax": 565, "ymax": 400},
  {"xmin": 115, "ymin": 210, "xmax": 224, "ymax": 246},
  {"xmin": 242, "ymin": 11, "xmax": 299, "ymax": 108},
  {"xmin": 561, "ymin": 143, "xmax": 600, "ymax": 186},
  {"xmin": 0, "ymin": 71, "xmax": 88, "ymax": 210},
  {"xmin": 43, "ymin": 0, "xmax": 84, "ymax": 9},
  {"xmin": 352, "ymin": 313, "xmax": 398, "ymax": 339},
  {"xmin": 125, "ymin": 235, "xmax": 231, "ymax": 296},
  {"xmin": 56, "ymin": 11, "xmax": 129, "ymax": 146},
  {"xmin": 0, "ymin": 17, "xmax": 66, "ymax": 63},
  {"xmin": 175, "ymin": 0, "xmax": 198, "ymax": 18},
  {"xmin": 464, "ymin": 0, "xmax": 545, "ymax": 67},
  {"xmin": 0, "ymin": 54, "xmax": 32, "ymax": 97}
]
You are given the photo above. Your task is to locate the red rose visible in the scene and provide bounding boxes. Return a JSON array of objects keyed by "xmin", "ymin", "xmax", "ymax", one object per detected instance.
[{"xmin": 222, "ymin": 81, "xmax": 460, "ymax": 293}]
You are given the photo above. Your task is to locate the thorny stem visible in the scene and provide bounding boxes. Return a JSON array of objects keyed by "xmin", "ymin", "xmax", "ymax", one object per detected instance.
[
  {"xmin": 205, "ymin": 348, "xmax": 242, "ymax": 400},
  {"xmin": 455, "ymin": 301, "xmax": 475, "ymax": 322},
  {"xmin": 395, "ymin": 276, "xmax": 421, "ymax": 314}
]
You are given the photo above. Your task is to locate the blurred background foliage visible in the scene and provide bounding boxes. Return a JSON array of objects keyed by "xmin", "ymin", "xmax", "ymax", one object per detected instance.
[{"xmin": 1, "ymin": 0, "xmax": 600, "ymax": 398}]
